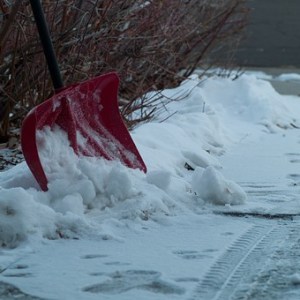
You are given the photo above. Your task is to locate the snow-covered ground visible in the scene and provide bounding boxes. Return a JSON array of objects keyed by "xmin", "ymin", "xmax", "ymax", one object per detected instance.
[{"xmin": 1, "ymin": 70, "xmax": 300, "ymax": 299}]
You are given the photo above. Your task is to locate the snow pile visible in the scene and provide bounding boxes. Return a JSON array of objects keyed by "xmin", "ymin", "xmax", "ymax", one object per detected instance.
[
  {"xmin": 276, "ymin": 73, "xmax": 300, "ymax": 81},
  {"xmin": 191, "ymin": 166, "xmax": 246, "ymax": 205},
  {"xmin": 0, "ymin": 72, "xmax": 297, "ymax": 247},
  {"xmin": 200, "ymin": 74, "xmax": 297, "ymax": 131}
]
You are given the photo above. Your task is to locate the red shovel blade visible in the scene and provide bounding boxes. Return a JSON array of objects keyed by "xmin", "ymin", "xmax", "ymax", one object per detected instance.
[{"xmin": 21, "ymin": 73, "xmax": 147, "ymax": 191}]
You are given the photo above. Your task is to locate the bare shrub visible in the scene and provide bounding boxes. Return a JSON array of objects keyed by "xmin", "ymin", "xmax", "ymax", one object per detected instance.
[{"xmin": 0, "ymin": 0, "xmax": 248, "ymax": 140}]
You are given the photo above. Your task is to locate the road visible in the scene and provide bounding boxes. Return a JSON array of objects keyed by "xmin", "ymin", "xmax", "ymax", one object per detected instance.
[{"xmin": 235, "ymin": 0, "xmax": 300, "ymax": 68}]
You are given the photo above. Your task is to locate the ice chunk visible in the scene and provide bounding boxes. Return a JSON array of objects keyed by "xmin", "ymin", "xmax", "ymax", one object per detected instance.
[{"xmin": 192, "ymin": 166, "xmax": 246, "ymax": 205}]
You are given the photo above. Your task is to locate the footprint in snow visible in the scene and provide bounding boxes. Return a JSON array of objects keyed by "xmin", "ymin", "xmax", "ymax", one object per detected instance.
[
  {"xmin": 80, "ymin": 254, "xmax": 108, "ymax": 259},
  {"xmin": 0, "ymin": 282, "xmax": 42, "ymax": 299},
  {"xmin": 83, "ymin": 270, "xmax": 185, "ymax": 295},
  {"xmin": 290, "ymin": 159, "xmax": 300, "ymax": 164},
  {"xmin": 173, "ymin": 250, "xmax": 212, "ymax": 260},
  {"xmin": 104, "ymin": 261, "xmax": 131, "ymax": 266},
  {"xmin": 286, "ymin": 153, "xmax": 300, "ymax": 163},
  {"xmin": 3, "ymin": 272, "xmax": 32, "ymax": 278},
  {"xmin": 287, "ymin": 174, "xmax": 300, "ymax": 179}
]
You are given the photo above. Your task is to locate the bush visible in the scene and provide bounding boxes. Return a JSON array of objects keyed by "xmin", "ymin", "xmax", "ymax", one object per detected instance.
[{"xmin": 0, "ymin": 0, "xmax": 248, "ymax": 140}]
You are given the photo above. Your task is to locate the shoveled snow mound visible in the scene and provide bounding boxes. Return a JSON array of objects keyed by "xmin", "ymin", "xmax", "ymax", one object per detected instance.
[
  {"xmin": 276, "ymin": 73, "xmax": 300, "ymax": 81},
  {"xmin": 0, "ymin": 72, "xmax": 297, "ymax": 247},
  {"xmin": 200, "ymin": 74, "xmax": 298, "ymax": 132}
]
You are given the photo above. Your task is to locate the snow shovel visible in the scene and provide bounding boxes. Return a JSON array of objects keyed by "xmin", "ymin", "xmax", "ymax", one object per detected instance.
[{"xmin": 21, "ymin": 0, "xmax": 147, "ymax": 191}]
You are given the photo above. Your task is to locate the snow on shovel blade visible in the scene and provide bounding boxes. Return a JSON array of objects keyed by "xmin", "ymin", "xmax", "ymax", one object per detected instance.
[{"xmin": 21, "ymin": 73, "xmax": 147, "ymax": 191}]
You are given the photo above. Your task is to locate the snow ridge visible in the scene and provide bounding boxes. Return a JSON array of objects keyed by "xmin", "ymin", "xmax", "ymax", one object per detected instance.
[{"xmin": 0, "ymin": 72, "xmax": 298, "ymax": 248}]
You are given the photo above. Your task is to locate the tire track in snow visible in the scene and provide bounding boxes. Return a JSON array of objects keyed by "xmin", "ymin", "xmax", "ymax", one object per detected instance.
[
  {"xmin": 232, "ymin": 223, "xmax": 300, "ymax": 300},
  {"xmin": 190, "ymin": 222, "xmax": 298, "ymax": 300}
]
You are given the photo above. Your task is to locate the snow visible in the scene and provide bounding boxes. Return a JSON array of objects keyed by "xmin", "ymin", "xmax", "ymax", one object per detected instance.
[
  {"xmin": 1, "ymin": 70, "xmax": 300, "ymax": 298},
  {"xmin": 276, "ymin": 73, "xmax": 300, "ymax": 81},
  {"xmin": 191, "ymin": 166, "xmax": 247, "ymax": 205},
  {"xmin": 290, "ymin": 273, "xmax": 300, "ymax": 285}
]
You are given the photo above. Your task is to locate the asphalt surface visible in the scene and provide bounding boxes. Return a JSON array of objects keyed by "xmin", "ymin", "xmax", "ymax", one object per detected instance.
[{"xmin": 234, "ymin": 0, "xmax": 300, "ymax": 68}]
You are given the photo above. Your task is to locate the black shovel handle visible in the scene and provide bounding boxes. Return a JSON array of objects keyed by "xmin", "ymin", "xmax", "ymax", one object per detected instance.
[{"xmin": 30, "ymin": 0, "xmax": 64, "ymax": 90}]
